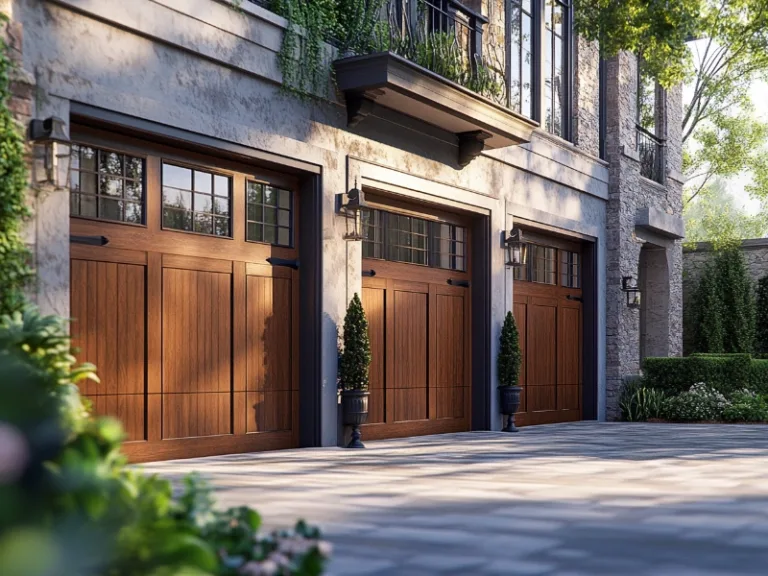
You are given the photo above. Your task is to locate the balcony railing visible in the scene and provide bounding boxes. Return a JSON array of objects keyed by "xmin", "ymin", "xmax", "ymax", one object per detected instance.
[{"xmin": 636, "ymin": 125, "xmax": 666, "ymax": 185}]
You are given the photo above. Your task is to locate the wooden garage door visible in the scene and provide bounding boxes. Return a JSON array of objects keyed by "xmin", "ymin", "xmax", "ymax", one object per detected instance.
[
  {"xmin": 513, "ymin": 239, "xmax": 583, "ymax": 426},
  {"xmin": 359, "ymin": 204, "xmax": 471, "ymax": 440},
  {"xmin": 69, "ymin": 126, "xmax": 299, "ymax": 462}
]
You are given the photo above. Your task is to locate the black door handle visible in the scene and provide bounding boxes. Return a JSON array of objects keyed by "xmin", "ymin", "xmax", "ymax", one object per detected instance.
[
  {"xmin": 266, "ymin": 257, "xmax": 299, "ymax": 270},
  {"xmin": 70, "ymin": 235, "xmax": 109, "ymax": 246},
  {"xmin": 447, "ymin": 279, "xmax": 470, "ymax": 288}
]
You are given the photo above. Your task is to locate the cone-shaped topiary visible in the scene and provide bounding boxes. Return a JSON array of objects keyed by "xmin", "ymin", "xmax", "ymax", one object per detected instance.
[
  {"xmin": 498, "ymin": 311, "xmax": 522, "ymax": 387},
  {"xmin": 339, "ymin": 293, "xmax": 371, "ymax": 391}
]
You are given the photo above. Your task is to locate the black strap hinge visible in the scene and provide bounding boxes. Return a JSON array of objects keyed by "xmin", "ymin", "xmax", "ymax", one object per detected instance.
[
  {"xmin": 447, "ymin": 279, "xmax": 470, "ymax": 288},
  {"xmin": 266, "ymin": 257, "xmax": 299, "ymax": 270},
  {"xmin": 70, "ymin": 235, "xmax": 109, "ymax": 246}
]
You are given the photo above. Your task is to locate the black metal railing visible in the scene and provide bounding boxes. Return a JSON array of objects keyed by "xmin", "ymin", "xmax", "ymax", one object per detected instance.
[{"xmin": 636, "ymin": 125, "xmax": 666, "ymax": 185}]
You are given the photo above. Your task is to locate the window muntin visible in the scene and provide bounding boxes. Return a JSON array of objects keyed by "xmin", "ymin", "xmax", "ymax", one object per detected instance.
[
  {"xmin": 246, "ymin": 181, "xmax": 293, "ymax": 247},
  {"xmin": 544, "ymin": 0, "xmax": 570, "ymax": 138},
  {"xmin": 162, "ymin": 162, "xmax": 231, "ymax": 237},
  {"xmin": 509, "ymin": 0, "xmax": 534, "ymax": 118},
  {"xmin": 70, "ymin": 144, "xmax": 145, "ymax": 224},
  {"xmin": 561, "ymin": 250, "xmax": 580, "ymax": 288},
  {"xmin": 531, "ymin": 244, "xmax": 557, "ymax": 284},
  {"xmin": 362, "ymin": 208, "xmax": 467, "ymax": 272}
]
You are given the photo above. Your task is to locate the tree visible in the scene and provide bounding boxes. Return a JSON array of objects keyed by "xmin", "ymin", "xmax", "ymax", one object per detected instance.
[
  {"xmin": 338, "ymin": 293, "xmax": 371, "ymax": 391},
  {"xmin": 684, "ymin": 179, "xmax": 768, "ymax": 250},
  {"xmin": 497, "ymin": 311, "xmax": 522, "ymax": 387}
]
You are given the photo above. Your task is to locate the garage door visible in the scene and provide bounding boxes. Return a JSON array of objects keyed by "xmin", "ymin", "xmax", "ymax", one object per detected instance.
[
  {"xmin": 513, "ymin": 235, "xmax": 583, "ymax": 426},
  {"xmin": 69, "ymin": 126, "xmax": 299, "ymax": 462},
  {"xmin": 359, "ymin": 202, "xmax": 471, "ymax": 440}
]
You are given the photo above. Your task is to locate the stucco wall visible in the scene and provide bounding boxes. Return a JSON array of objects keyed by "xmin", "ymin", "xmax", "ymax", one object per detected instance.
[{"xmin": 15, "ymin": 0, "xmax": 612, "ymax": 436}]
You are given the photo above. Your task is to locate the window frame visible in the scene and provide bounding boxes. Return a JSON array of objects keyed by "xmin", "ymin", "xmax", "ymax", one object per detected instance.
[
  {"xmin": 513, "ymin": 241, "xmax": 581, "ymax": 288},
  {"xmin": 244, "ymin": 179, "xmax": 295, "ymax": 248}
]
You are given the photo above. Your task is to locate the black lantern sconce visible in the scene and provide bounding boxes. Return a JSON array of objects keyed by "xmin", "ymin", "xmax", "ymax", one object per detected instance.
[
  {"xmin": 337, "ymin": 184, "xmax": 367, "ymax": 241},
  {"xmin": 621, "ymin": 276, "xmax": 642, "ymax": 309},
  {"xmin": 28, "ymin": 116, "xmax": 72, "ymax": 190},
  {"xmin": 504, "ymin": 228, "xmax": 527, "ymax": 267}
]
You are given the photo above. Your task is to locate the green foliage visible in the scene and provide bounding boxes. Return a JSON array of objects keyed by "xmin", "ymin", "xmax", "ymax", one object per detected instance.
[
  {"xmin": 642, "ymin": 354, "xmax": 752, "ymax": 397},
  {"xmin": 689, "ymin": 249, "xmax": 755, "ymax": 353},
  {"xmin": 0, "ymin": 307, "xmax": 330, "ymax": 575},
  {"xmin": 756, "ymin": 276, "xmax": 768, "ymax": 355},
  {"xmin": 750, "ymin": 359, "xmax": 768, "ymax": 395},
  {"xmin": 338, "ymin": 293, "xmax": 371, "ymax": 391},
  {"xmin": 722, "ymin": 389, "xmax": 768, "ymax": 423},
  {"xmin": 620, "ymin": 384, "xmax": 666, "ymax": 422},
  {"xmin": 661, "ymin": 383, "xmax": 729, "ymax": 422},
  {"xmin": 573, "ymin": 0, "xmax": 699, "ymax": 88},
  {"xmin": 0, "ymin": 22, "xmax": 33, "ymax": 316},
  {"xmin": 497, "ymin": 311, "xmax": 521, "ymax": 387}
]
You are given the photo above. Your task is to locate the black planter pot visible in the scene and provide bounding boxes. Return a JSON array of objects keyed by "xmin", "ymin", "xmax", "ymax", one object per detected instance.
[
  {"xmin": 341, "ymin": 389, "xmax": 369, "ymax": 448},
  {"xmin": 499, "ymin": 385, "xmax": 522, "ymax": 433}
]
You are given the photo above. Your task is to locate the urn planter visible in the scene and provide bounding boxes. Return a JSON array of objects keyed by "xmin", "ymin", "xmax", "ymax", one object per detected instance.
[
  {"xmin": 499, "ymin": 385, "xmax": 522, "ymax": 432},
  {"xmin": 341, "ymin": 389, "xmax": 369, "ymax": 448}
]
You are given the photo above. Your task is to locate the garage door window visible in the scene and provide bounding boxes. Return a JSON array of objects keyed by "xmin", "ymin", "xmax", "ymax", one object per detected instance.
[
  {"xmin": 531, "ymin": 245, "xmax": 557, "ymax": 284},
  {"xmin": 70, "ymin": 144, "xmax": 145, "ymax": 224},
  {"xmin": 561, "ymin": 250, "xmax": 581, "ymax": 288},
  {"xmin": 362, "ymin": 208, "xmax": 467, "ymax": 271},
  {"xmin": 162, "ymin": 162, "xmax": 231, "ymax": 237},
  {"xmin": 246, "ymin": 181, "xmax": 293, "ymax": 247}
]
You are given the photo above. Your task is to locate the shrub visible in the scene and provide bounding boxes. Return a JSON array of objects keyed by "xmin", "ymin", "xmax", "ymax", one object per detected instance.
[
  {"xmin": 661, "ymin": 383, "xmax": 729, "ymax": 422},
  {"xmin": 620, "ymin": 385, "xmax": 666, "ymax": 422},
  {"xmin": 498, "ymin": 311, "xmax": 522, "ymax": 387},
  {"xmin": 722, "ymin": 389, "xmax": 768, "ymax": 423},
  {"xmin": 642, "ymin": 354, "xmax": 751, "ymax": 396},
  {"xmin": 757, "ymin": 276, "xmax": 768, "ymax": 355},
  {"xmin": 0, "ymin": 307, "xmax": 330, "ymax": 575},
  {"xmin": 750, "ymin": 359, "xmax": 768, "ymax": 395},
  {"xmin": 338, "ymin": 293, "xmax": 371, "ymax": 391}
]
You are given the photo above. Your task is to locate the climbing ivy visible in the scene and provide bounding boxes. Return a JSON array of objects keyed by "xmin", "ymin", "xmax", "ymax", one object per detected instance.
[
  {"xmin": 691, "ymin": 249, "xmax": 756, "ymax": 354},
  {"xmin": 0, "ymin": 16, "xmax": 33, "ymax": 317},
  {"xmin": 756, "ymin": 275, "xmax": 768, "ymax": 356}
]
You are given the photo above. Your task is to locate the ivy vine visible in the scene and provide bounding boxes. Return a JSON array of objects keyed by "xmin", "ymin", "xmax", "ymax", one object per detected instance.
[
  {"xmin": 756, "ymin": 275, "xmax": 768, "ymax": 355},
  {"xmin": 0, "ymin": 15, "xmax": 33, "ymax": 316}
]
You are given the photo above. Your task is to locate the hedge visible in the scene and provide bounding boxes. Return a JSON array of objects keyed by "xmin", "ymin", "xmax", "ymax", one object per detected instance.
[
  {"xmin": 751, "ymin": 360, "xmax": 768, "ymax": 395},
  {"xmin": 642, "ymin": 354, "xmax": 752, "ymax": 396}
]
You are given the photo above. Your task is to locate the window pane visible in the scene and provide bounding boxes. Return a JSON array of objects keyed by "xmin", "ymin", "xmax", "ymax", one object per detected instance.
[
  {"xmin": 80, "ymin": 146, "xmax": 97, "ymax": 172},
  {"xmin": 100, "ymin": 151, "xmax": 123, "ymax": 176},
  {"xmin": 194, "ymin": 193, "xmax": 213, "ymax": 213},
  {"xmin": 194, "ymin": 171, "xmax": 212, "ymax": 194},
  {"xmin": 164, "ymin": 188, "xmax": 191, "ymax": 210},
  {"xmin": 81, "ymin": 194, "xmax": 97, "ymax": 218},
  {"xmin": 126, "ymin": 156, "xmax": 143, "ymax": 181},
  {"xmin": 247, "ymin": 182, "xmax": 263, "ymax": 204},
  {"xmin": 278, "ymin": 188, "xmax": 291, "ymax": 208},
  {"xmin": 100, "ymin": 175, "xmax": 122, "ymax": 197},
  {"xmin": 246, "ymin": 180, "xmax": 292, "ymax": 246},
  {"xmin": 278, "ymin": 227, "xmax": 290, "ymax": 246},
  {"xmin": 214, "ymin": 175, "xmax": 229, "ymax": 197},
  {"xmin": 194, "ymin": 213, "xmax": 213, "ymax": 235},
  {"xmin": 99, "ymin": 198, "xmax": 122, "ymax": 222},
  {"xmin": 163, "ymin": 164, "xmax": 191, "ymax": 190},
  {"xmin": 80, "ymin": 173, "xmax": 97, "ymax": 195},
  {"xmin": 125, "ymin": 202, "xmax": 142, "ymax": 224}
]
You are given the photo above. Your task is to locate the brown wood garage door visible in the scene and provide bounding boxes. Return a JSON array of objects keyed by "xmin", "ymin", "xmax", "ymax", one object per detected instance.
[
  {"xmin": 513, "ymin": 235, "xmax": 583, "ymax": 426},
  {"xmin": 69, "ymin": 126, "xmax": 299, "ymax": 462},
  {"xmin": 359, "ymin": 201, "xmax": 471, "ymax": 440}
]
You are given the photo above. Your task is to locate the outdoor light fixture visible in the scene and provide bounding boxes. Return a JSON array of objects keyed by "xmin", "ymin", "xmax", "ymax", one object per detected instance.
[
  {"xmin": 28, "ymin": 116, "xmax": 72, "ymax": 190},
  {"xmin": 338, "ymin": 184, "xmax": 367, "ymax": 241},
  {"xmin": 621, "ymin": 276, "xmax": 642, "ymax": 309},
  {"xmin": 504, "ymin": 228, "xmax": 527, "ymax": 267}
]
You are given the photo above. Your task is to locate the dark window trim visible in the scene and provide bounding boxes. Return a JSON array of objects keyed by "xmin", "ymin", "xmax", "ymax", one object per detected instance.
[{"xmin": 598, "ymin": 55, "xmax": 607, "ymax": 160}]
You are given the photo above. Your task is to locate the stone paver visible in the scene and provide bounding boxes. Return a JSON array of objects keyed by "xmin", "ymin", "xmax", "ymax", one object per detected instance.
[{"xmin": 142, "ymin": 422, "xmax": 768, "ymax": 575}]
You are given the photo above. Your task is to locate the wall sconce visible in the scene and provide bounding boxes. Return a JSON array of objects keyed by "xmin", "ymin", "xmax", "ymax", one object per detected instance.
[
  {"xmin": 621, "ymin": 276, "xmax": 642, "ymax": 309},
  {"xmin": 504, "ymin": 228, "xmax": 527, "ymax": 267},
  {"xmin": 28, "ymin": 116, "xmax": 72, "ymax": 190},
  {"xmin": 337, "ymin": 185, "xmax": 367, "ymax": 241}
]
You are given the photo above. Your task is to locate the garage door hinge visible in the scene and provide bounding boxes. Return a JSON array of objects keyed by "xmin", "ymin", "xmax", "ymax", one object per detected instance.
[
  {"xmin": 70, "ymin": 235, "xmax": 109, "ymax": 246},
  {"xmin": 447, "ymin": 279, "xmax": 470, "ymax": 288},
  {"xmin": 266, "ymin": 257, "xmax": 299, "ymax": 270},
  {"xmin": 362, "ymin": 269, "xmax": 376, "ymax": 277},
  {"xmin": 566, "ymin": 295, "xmax": 583, "ymax": 302}
]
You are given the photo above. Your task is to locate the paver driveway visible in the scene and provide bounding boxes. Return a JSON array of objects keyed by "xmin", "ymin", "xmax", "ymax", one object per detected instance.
[{"xmin": 142, "ymin": 422, "xmax": 768, "ymax": 575}]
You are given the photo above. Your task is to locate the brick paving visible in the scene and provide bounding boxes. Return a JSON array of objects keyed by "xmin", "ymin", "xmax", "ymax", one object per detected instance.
[{"xmin": 142, "ymin": 423, "xmax": 768, "ymax": 575}]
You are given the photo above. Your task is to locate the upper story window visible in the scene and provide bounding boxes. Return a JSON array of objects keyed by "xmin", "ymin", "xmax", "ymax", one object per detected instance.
[
  {"xmin": 507, "ymin": 0, "xmax": 573, "ymax": 140},
  {"xmin": 362, "ymin": 208, "xmax": 467, "ymax": 272},
  {"xmin": 70, "ymin": 144, "xmax": 145, "ymax": 224},
  {"xmin": 162, "ymin": 162, "xmax": 231, "ymax": 237}
]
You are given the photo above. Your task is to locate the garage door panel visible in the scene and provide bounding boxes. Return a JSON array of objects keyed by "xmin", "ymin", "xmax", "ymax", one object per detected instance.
[
  {"xmin": 435, "ymin": 294, "xmax": 464, "ymax": 389},
  {"xmin": 527, "ymin": 303, "xmax": 556, "ymax": 387},
  {"xmin": 527, "ymin": 385, "xmax": 556, "ymax": 412},
  {"xmin": 247, "ymin": 391, "xmax": 292, "ymax": 433},
  {"xmin": 362, "ymin": 286, "xmax": 386, "ymax": 424},
  {"xmin": 90, "ymin": 394, "xmax": 145, "ymax": 442},
  {"xmin": 557, "ymin": 385, "xmax": 581, "ymax": 410},
  {"xmin": 558, "ymin": 305, "xmax": 581, "ymax": 386},
  {"xmin": 394, "ymin": 388, "xmax": 428, "ymax": 422},
  {"xmin": 162, "ymin": 392, "xmax": 231, "ymax": 439}
]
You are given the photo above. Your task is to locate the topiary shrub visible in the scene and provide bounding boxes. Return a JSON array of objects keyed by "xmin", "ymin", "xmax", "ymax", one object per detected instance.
[
  {"xmin": 756, "ymin": 275, "xmax": 768, "ymax": 355},
  {"xmin": 661, "ymin": 383, "xmax": 729, "ymax": 422},
  {"xmin": 750, "ymin": 359, "xmax": 768, "ymax": 395},
  {"xmin": 338, "ymin": 293, "xmax": 371, "ymax": 391},
  {"xmin": 497, "ymin": 311, "xmax": 522, "ymax": 387},
  {"xmin": 0, "ymin": 307, "xmax": 330, "ymax": 575},
  {"xmin": 722, "ymin": 390, "xmax": 768, "ymax": 423}
]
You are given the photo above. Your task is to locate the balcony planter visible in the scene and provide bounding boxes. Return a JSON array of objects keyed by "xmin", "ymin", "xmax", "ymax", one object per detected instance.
[
  {"xmin": 333, "ymin": 52, "xmax": 537, "ymax": 168},
  {"xmin": 499, "ymin": 385, "xmax": 522, "ymax": 433},
  {"xmin": 341, "ymin": 389, "xmax": 369, "ymax": 449}
]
